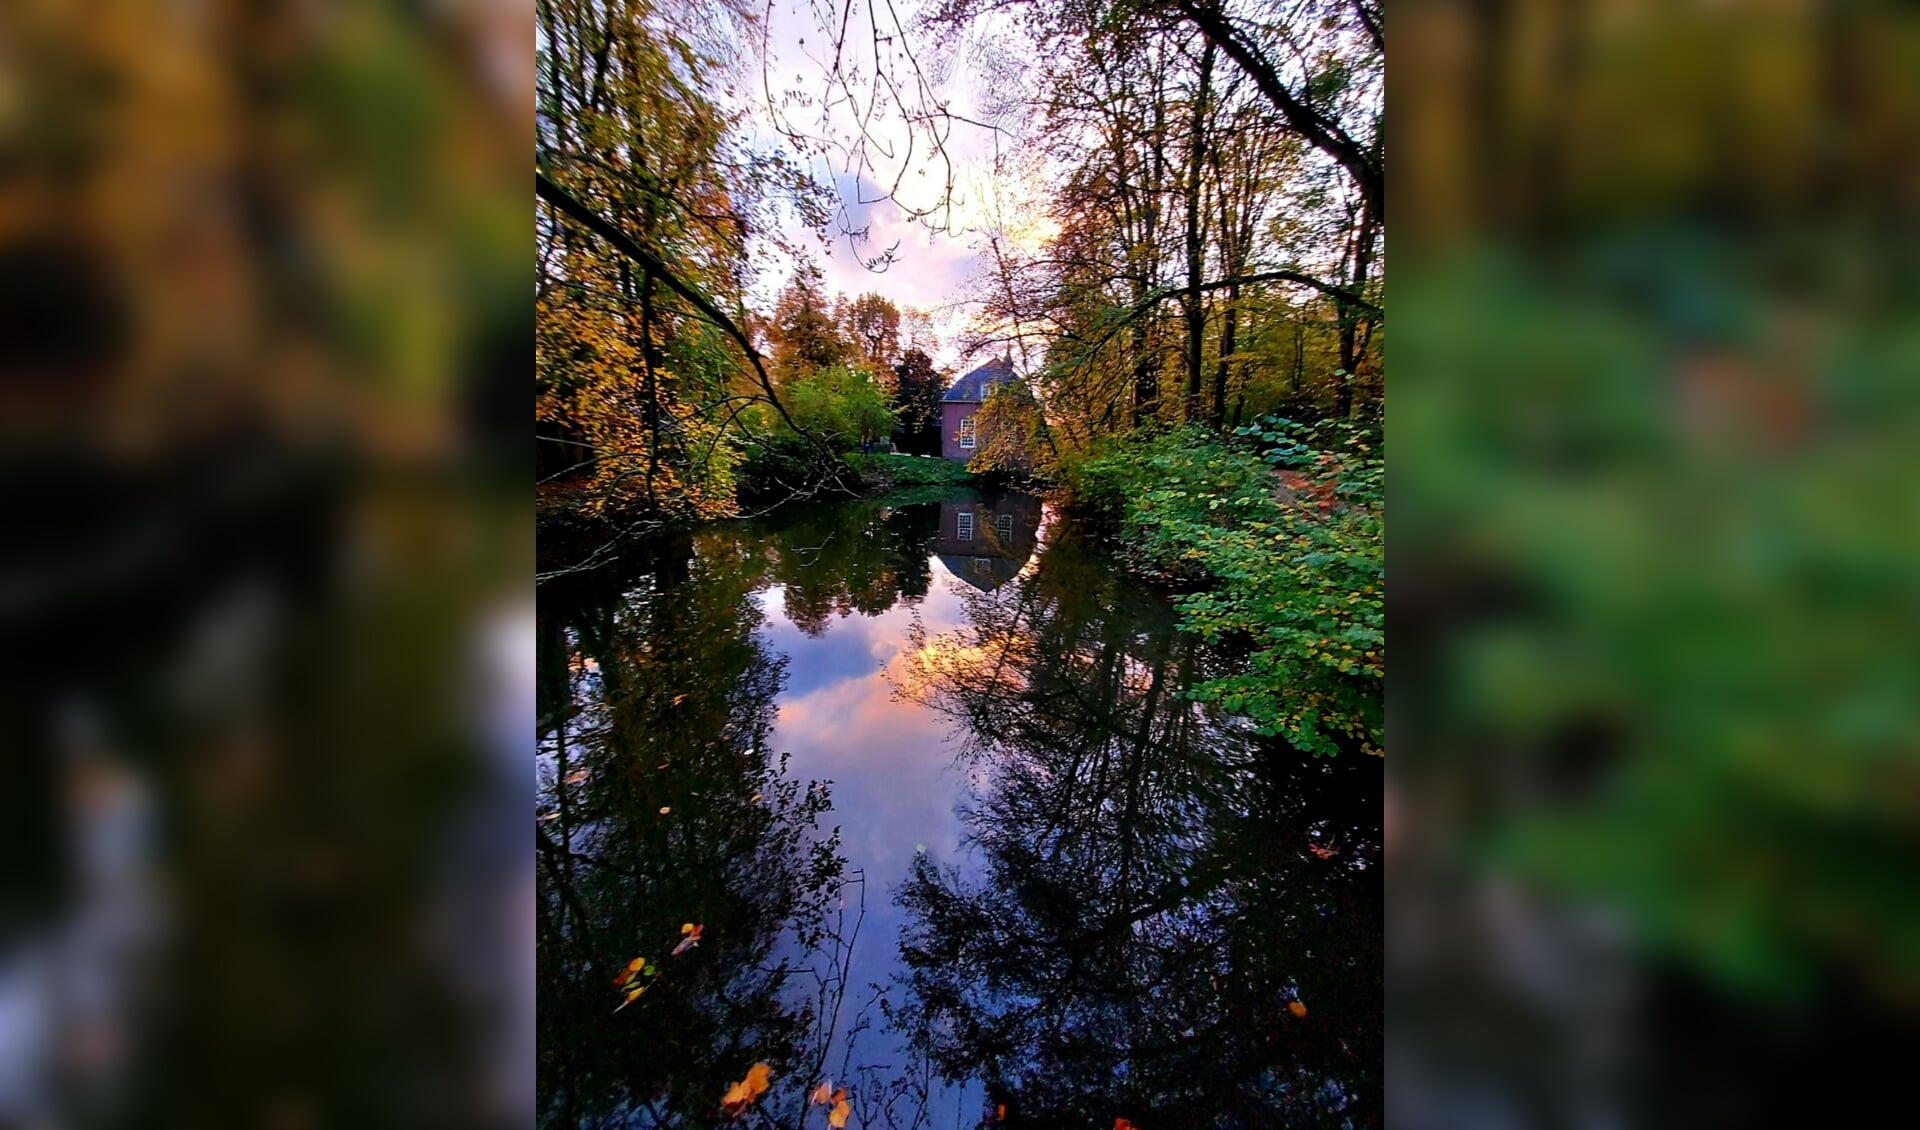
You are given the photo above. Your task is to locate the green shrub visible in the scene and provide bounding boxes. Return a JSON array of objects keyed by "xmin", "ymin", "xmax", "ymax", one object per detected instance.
[{"xmin": 1073, "ymin": 422, "xmax": 1384, "ymax": 756}]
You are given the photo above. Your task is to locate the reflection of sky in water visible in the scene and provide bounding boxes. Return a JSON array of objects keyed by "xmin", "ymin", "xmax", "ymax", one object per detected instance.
[{"xmin": 753, "ymin": 561, "xmax": 1002, "ymax": 1123}]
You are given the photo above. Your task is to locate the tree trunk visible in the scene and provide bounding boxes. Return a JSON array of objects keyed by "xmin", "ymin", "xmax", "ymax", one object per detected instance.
[
  {"xmin": 1335, "ymin": 195, "xmax": 1379, "ymax": 419},
  {"xmin": 1131, "ymin": 319, "xmax": 1161, "ymax": 428},
  {"xmin": 1211, "ymin": 293, "xmax": 1236, "ymax": 426},
  {"xmin": 1182, "ymin": 42, "xmax": 1215, "ymax": 423}
]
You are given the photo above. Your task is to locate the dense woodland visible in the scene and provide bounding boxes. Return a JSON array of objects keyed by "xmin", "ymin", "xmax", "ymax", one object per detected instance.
[{"xmin": 536, "ymin": 0, "xmax": 1381, "ymax": 498}]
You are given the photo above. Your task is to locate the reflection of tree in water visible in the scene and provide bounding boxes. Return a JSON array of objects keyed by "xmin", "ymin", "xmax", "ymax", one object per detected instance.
[
  {"xmin": 536, "ymin": 533, "xmax": 847, "ymax": 1128},
  {"xmin": 892, "ymin": 523, "xmax": 1382, "ymax": 1128},
  {"xmin": 756, "ymin": 496, "xmax": 944, "ymax": 634}
]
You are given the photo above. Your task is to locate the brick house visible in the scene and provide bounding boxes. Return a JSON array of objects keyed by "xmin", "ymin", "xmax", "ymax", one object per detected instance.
[{"xmin": 939, "ymin": 357, "xmax": 1017, "ymax": 462}]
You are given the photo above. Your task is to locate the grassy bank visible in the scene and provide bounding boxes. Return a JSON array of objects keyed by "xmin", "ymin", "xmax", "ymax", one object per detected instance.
[
  {"xmin": 1068, "ymin": 421, "xmax": 1384, "ymax": 756},
  {"xmin": 843, "ymin": 452, "xmax": 980, "ymax": 488}
]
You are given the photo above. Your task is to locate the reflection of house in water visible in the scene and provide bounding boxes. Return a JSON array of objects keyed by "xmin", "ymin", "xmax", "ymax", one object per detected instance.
[{"xmin": 934, "ymin": 494, "xmax": 1042, "ymax": 591}]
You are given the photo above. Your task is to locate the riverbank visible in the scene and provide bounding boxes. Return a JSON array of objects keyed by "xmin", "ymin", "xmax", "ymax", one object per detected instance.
[
  {"xmin": 541, "ymin": 452, "xmax": 995, "ymax": 530},
  {"xmin": 1061, "ymin": 421, "xmax": 1384, "ymax": 757},
  {"xmin": 539, "ymin": 426, "xmax": 1382, "ymax": 760}
]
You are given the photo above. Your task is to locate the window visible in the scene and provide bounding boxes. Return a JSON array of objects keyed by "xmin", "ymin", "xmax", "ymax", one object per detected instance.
[
  {"xmin": 958, "ymin": 415, "xmax": 976, "ymax": 449},
  {"xmin": 956, "ymin": 511, "xmax": 974, "ymax": 541},
  {"xmin": 996, "ymin": 513, "xmax": 1014, "ymax": 541}
]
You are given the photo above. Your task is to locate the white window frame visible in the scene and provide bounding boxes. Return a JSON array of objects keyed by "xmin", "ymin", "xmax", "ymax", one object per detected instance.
[
  {"xmin": 996, "ymin": 512, "xmax": 1014, "ymax": 541},
  {"xmin": 956, "ymin": 511, "xmax": 974, "ymax": 541},
  {"xmin": 958, "ymin": 415, "xmax": 976, "ymax": 450}
]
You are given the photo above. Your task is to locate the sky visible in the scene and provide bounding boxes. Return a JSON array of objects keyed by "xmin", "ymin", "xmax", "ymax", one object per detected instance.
[{"xmin": 727, "ymin": 0, "xmax": 1056, "ymax": 371}]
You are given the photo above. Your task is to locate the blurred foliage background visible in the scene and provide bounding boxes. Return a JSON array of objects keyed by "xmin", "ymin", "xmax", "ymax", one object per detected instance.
[
  {"xmin": 0, "ymin": 1, "xmax": 529, "ymax": 1126},
  {"xmin": 1392, "ymin": 0, "xmax": 1920, "ymax": 1125}
]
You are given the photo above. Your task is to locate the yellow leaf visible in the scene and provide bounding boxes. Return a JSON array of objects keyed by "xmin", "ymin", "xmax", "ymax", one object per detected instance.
[{"xmin": 828, "ymin": 1096, "xmax": 851, "ymax": 1128}]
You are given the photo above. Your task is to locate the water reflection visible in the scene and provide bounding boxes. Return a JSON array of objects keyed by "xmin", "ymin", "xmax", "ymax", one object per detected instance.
[
  {"xmin": 893, "ymin": 522, "xmax": 1383, "ymax": 1128},
  {"xmin": 536, "ymin": 493, "xmax": 1379, "ymax": 1129},
  {"xmin": 934, "ymin": 495, "xmax": 1043, "ymax": 593},
  {"xmin": 536, "ymin": 532, "xmax": 845, "ymax": 1128}
]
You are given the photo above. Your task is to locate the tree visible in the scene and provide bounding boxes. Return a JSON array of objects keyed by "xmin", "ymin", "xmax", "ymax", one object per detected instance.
[
  {"xmin": 968, "ymin": 382, "xmax": 1046, "ymax": 475},
  {"xmin": 536, "ymin": 0, "xmax": 842, "ymax": 530},
  {"xmin": 767, "ymin": 264, "xmax": 848, "ymax": 383},
  {"xmin": 891, "ymin": 348, "xmax": 945, "ymax": 454},
  {"xmin": 783, "ymin": 363, "xmax": 895, "ymax": 450},
  {"xmin": 843, "ymin": 293, "xmax": 902, "ymax": 373}
]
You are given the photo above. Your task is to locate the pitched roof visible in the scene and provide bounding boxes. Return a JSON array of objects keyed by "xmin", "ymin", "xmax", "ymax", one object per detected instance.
[{"xmin": 941, "ymin": 357, "xmax": 1017, "ymax": 403}]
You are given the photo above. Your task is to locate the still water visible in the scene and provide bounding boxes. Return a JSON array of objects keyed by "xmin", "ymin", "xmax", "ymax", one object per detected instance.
[{"xmin": 537, "ymin": 490, "xmax": 1381, "ymax": 1129}]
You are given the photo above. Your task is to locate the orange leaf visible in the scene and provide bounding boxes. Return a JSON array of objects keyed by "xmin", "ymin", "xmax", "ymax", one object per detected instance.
[
  {"xmin": 996, "ymin": 1104, "xmax": 1007, "ymax": 1120},
  {"xmin": 1115, "ymin": 1119, "xmax": 1138, "ymax": 1130},
  {"xmin": 721, "ymin": 1062, "xmax": 771, "ymax": 1114},
  {"xmin": 828, "ymin": 1096, "xmax": 851, "ymax": 1128},
  {"xmin": 810, "ymin": 1081, "xmax": 833, "ymax": 1105},
  {"xmin": 1288, "ymin": 1000, "xmax": 1307, "ymax": 1018}
]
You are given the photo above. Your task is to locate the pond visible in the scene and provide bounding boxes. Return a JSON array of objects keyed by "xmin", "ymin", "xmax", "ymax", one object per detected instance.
[{"xmin": 536, "ymin": 489, "xmax": 1381, "ymax": 1129}]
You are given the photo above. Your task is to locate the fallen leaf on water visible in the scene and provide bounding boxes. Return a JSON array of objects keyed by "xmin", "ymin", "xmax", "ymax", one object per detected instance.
[
  {"xmin": 1115, "ymin": 1119, "xmax": 1138, "ymax": 1130},
  {"xmin": 565, "ymin": 769, "xmax": 589, "ymax": 785},
  {"xmin": 809, "ymin": 1081, "xmax": 850, "ymax": 1125},
  {"xmin": 612, "ymin": 955, "xmax": 658, "ymax": 1010},
  {"xmin": 672, "ymin": 693, "xmax": 689, "ymax": 705},
  {"xmin": 996, "ymin": 1103, "xmax": 1007, "ymax": 1120},
  {"xmin": 672, "ymin": 924, "xmax": 704, "ymax": 956},
  {"xmin": 1288, "ymin": 1000, "xmax": 1307, "ymax": 1018},
  {"xmin": 721, "ymin": 1062, "xmax": 771, "ymax": 1114},
  {"xmin": 537, "ymin": 811, "xmax": 559, "ymax": 822},
  {"xmin": 659, "ymin": 806, "xmax": 671, "ymax": 815}
]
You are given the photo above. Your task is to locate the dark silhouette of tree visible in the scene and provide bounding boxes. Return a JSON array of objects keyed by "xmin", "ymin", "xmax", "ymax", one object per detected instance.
[{"xmin": 891, "ymin": 349, "xmax": 946, "ymax": 455}]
